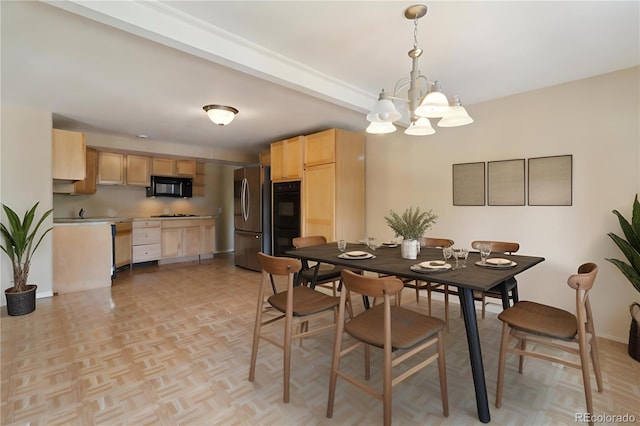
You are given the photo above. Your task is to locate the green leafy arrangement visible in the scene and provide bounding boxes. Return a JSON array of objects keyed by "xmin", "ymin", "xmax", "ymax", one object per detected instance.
[
  {"xmin": 606, "ymin": 194, "xmax": 640, "ymax": 294},
  {"xmin": 0, "ymin": 202, "xmax": 53, "ymax": 293},
  {"xmin": 384, "ymin": 207, "xmax": 437, "ymax": 241}
]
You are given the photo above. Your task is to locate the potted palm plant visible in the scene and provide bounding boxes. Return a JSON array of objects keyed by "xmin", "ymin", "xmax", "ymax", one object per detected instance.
[
  {"xmin": 606, "ymin": 194, "xmax": 640, "ymax": 362},
  {"xmin": 384, "ymin": 206, "xmax": 437, "ymax": 259},
  {"xmin": 1, "ymin": 202, "xmax": 53, "ymax": 316}
]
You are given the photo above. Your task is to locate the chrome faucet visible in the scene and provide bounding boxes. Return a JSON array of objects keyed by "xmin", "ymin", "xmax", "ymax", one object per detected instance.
[{"xmin": 78, "ymin": 208, "xmax": 85, "ymax": 219}]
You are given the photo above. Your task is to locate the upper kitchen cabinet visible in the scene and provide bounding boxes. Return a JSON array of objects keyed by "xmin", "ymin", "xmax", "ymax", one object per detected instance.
[
  {"xmin": 52, "ymin": 129, "xmax": 86, "ymax": 181},
  {"xmin": 97, "ymin": 151, "xmax": 125, "ymax": 185},
  {"xmin": 271, "ymin": 136, "xmax": 303, "ymax": 181},
  {"xmin": 126, "ymin": 154, "xmax": 151, "ymax": 186},
  {"xmin": 176, "ymin": 159, "xmax": 196, "ymax": 177},
  {"xmin": 151, "ymin": 158, "xmax": 196, "ymax": 178},
  {"xmin": 152, "ymin": 157, "xmax": 175, "ymax": 177},
  {"xmin": 193, "ymin": 162, "xmax": 205, "ymax": 196},
  {"xmin": 302, "ymin": 129, "xmax": 365, "ymax": 243},
  {"xmin": 73, "ymin": 148, "xmax": 98, "ymax": 194}
]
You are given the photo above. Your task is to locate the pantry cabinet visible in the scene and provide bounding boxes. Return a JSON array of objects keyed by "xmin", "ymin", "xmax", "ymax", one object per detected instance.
[
  {"xmin": 270, "ymin": 136, "xmax": 303, "ymax": 181},
  {"xmin": 302, "ymin": 129, "xmax": 365, "ymax": 243}
]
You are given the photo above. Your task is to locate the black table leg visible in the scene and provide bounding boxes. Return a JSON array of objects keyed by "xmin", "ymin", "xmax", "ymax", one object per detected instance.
[{"xmin": 459, "ymin": 287, "xmax": 491, "ymax": 423}]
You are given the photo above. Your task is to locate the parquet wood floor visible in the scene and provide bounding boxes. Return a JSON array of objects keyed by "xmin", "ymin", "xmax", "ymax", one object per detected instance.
[{"xmin": 2, "ymin": 254, "xmax": 638, "ymax": 425}]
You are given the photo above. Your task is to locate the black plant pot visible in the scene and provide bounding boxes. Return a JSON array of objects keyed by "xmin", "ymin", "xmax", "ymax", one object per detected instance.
[
  {"xmin": 5, "ymin": 284, "xmax": 37, "ymax": 316},
  {"xmin": 630, "ymin": 317, "xmax": 640, "ymax": 362}
]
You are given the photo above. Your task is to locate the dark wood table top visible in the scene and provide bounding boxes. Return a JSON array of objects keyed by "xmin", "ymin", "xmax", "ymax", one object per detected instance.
[{"xmin": 286, "ymin": 243, "xmax": 545, "ymax": 292}]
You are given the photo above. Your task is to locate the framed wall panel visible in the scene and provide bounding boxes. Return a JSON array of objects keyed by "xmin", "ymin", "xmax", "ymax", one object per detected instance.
[
  {"xmin": 453, "ymin": 162, "xmax": 485, "ymax": 206},
  {"xmin": 528, "ymin": 155, "xmax": 572, "ymax": 206},
  {"xmin": 488, "ymin": 159, "xmax": 525, "ymax": 206}
]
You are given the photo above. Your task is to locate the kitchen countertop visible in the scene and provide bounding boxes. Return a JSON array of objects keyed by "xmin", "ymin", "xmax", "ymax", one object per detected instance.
[{"xmin": 54, "ymin": 216, "xmax": 213, "ymax": 225}]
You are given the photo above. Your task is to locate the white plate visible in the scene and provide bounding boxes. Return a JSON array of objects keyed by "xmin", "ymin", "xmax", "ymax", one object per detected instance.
[
  {"xmin": 345, "ymin": 250, "xmax": 368, "ymax": 257},
  {"xmin": 486, "ymin": 258, "xmax": 512, "ymax": 265},
  {"xmin": 475, "ymin": 260, "xmax": 517, "ymax": 268},
  {"xmin": 419, "ymin": 260, "xmax": 446, "ymax": 268},
  {"xmin": 382, "ymin": 242, "xmax": 398, "ymax": 248},
  {"xmin": 411, "ymin": 263, "xmax": 452, "ymax": 273},
  {"xmin": 338, "ymin": 252, "xmax": 374, "ymax": 260}
]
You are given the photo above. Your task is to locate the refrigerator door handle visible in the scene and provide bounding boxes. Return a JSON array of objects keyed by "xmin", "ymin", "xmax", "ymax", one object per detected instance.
[
  {"xmin": 240, "ymin": 178, "xmax": 245, "ymax": 221},
  {"xmin": 244, "ymin": 178, "xmax": 250, "ymax": 222}
]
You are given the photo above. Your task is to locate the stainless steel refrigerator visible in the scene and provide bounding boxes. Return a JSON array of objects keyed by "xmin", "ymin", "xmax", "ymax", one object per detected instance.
[{"xmin": 234, "ymin": 165, "xmax": 271, "ymax": 271}]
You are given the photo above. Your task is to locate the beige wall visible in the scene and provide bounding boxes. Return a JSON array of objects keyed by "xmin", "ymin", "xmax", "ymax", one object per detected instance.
[
  {"xmin": 365, "ymin": 67, "xmax": 640, "ymax": 342},
  {"xmin": 1, "ymin": 105, "xmax": 54, "ymax": 298}
]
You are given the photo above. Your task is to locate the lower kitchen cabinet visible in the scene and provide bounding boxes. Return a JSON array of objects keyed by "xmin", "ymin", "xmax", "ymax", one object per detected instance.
[
  {"xmin": 132, "ymin": 220, "xmax": 161, "ymax": 263},
  {"xmin": 202, "ymin": 218, "xmax": 216, "ymax": 254},
  {"xmin": 114, "ymin": 221, "xmax": 132, "ymax": 268},
  {"xmin": 161, "ymin": 219, "xmax": 201, "ymax": 259}
]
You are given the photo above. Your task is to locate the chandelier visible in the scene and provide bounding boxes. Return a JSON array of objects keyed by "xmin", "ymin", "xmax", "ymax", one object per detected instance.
[{"xmin": 366, "ymin": 4, "xmax": 473, "ymax": 136}]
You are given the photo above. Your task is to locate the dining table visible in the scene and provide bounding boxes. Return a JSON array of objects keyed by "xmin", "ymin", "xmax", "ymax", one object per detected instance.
[{"xmin": 286, "ymin": 242, "xmax": 545, "ymax": 424}]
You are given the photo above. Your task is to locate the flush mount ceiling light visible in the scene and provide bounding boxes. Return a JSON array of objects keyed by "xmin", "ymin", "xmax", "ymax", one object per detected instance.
[
  {"xmin": 203, "ymin": 104, "xmax": 238, "ymax": 126},
  {"xmin": 366, "ymin": 4, "xmax": 473, "ymax": 136}
]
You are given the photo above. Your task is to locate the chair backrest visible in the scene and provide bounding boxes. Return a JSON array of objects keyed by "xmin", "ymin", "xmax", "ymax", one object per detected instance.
[
  {"xmin": 568, "ymin": 262, "xmax": 598, "ymax": 291},
  {"xmin": 422, "ymin": 238, "xmax": 454, "ymax": 249},
  {"xmin": 292, "ymin": 235, "xmax": 327, "ymax": 249},
  {"xmin": 257, "ymin": 252, "xmax": 301, "ymax": 276},
  {"xmin": 471, "ymin": 240, "xmax": 519, "ymax": 254},
  {"xmin": 341, "ymin": 269, "xmax": 403, "ymax": 299}
]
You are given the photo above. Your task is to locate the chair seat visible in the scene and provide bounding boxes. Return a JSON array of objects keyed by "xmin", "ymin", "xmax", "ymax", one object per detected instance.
[
  {"xmin": 300, "ymin": 263, "xmax": 341, "ymax": 282},
  {"xmin": 268, "ymin": 285, "xmax": 339, "ymax": 316},
  {"xmin": 345, "ymin": 305, "xmax": 445, "ymax": 349},
  {"xmin": 498, "ymin": 301, "xmax": 577, "ymax": 340}
]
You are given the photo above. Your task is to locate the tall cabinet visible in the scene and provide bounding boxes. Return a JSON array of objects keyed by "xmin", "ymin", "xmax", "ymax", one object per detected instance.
[{"xmin": 302, "ymin": 129, "xmax": 365, "ymax": 243}]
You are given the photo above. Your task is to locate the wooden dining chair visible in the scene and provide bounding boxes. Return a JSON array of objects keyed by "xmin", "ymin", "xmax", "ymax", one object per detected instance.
[
  {"xmin": 495, "ymin": 263, "xmax": 602, "ymax": 426},
  {"xmin": 471, "ymin": 240, "xmax": 520, "ymax": 319},
  {"xmin": 292, "ymin": 235, "xmax": 353, "ymax": 318},
  {"xmin": 292, "ymin": 235, "xmax": 341, "ymax": 295},
  {"xmin": 327, "ymin": 270, "xmax": 448, "ymax": 426},
  {"xmin": 249, "ymin": 252, "xmax": 339, "ymax": 403}
]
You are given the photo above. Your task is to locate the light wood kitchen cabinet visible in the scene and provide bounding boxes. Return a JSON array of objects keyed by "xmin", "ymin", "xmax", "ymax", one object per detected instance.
[
  {"xmin": 72, "ymin": 148, "xmax": 97, "ymax": 194},
  {"xmin": 302, "ymin": 129, "xmax": 365, "ymax": 243},
  {"xmin": 161, "ymin": 219, "xmax": 201, "ymax": 259},
  {"xmin": 193, "ymin": 162, "xmax": 205, "ymax": 196},
  {"xmin": 52, "ymin": 129, "xmax": 86, "ymax": 181},
  {"xmin": 202, "ymin": 218, "xmax": 216, "ymax": 254},
  {"xmin": 126, "ymin": 155, "xmax": 151, "ymax": 186},
  {"xmin": 152, "ymin": 157, "xmax": 175, "ymax": 176},
  {"xmin": 132, "ymin": 220, "xmax": 161, "ymax": 263},
  {"xmin": 270, "ymin": 136, "xmax": 303, "ymax": 181},
  {"xmin": 114, "ymin": 221, "xmax": 132, "ymax": 268},
  {"xmin": 176, "ymin": 159, "xmax": 196, "ymax": 177},
  {"xmin": 97, "ymin": 151, "xmax": 125, "ymax": 185}
]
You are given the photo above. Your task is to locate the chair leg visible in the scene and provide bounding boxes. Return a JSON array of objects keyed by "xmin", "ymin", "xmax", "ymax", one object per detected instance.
[
  {"xmin": 495, "ymin": 322, "xmax": 510, "ymax": 408},
  {"xmin": 383, "ymin": 342, "xmax": 392, "ymax": 426},
  {"xmin": 249, "ymin": 278, "xmax": 267, "ymax": 382},
  {"xmin": 415, "ymin": 281, "xmax": 420, "ymax": 304},
  {"xmin": 427, "ymin": 283, "xmax": 433, "ymax": 315},
  {"xmin": 578, "ymin": 331, "xmax": 594, "ymax": 424},
  {"xmin": 481, "ymin": 293, "xmax": 486, "ymax": 319},
  {"xmin": 327, "ymin": 294, "xmax": 347, "ymax": 419},
  {"xmin": 518, "ymin": 337, "xmax": 526, "ymax": 374},
  {"xmin": 588, "ymin": 329, "xmax": 603, "ymax": 392},
  {"xmin": 283, "ymin": 312, "xmax": 294, "ymax": 403},
  {"xmin": 437, "ymin": 330, "xmax": 449, "ymax": 417}
]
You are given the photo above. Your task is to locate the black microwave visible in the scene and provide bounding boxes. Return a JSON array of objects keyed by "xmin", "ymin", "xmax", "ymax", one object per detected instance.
[{"xmin": 146, "ymin": 176, "xmax": 193, "ymax": 198}]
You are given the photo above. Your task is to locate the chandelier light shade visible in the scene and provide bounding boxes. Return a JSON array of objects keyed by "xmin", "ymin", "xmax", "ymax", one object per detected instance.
[
  {"xmin": 365, "ymin": 4, "xmax": 473, "ymax": 136},
  {"xmin": 203, "ymin": 104, "xmax": 238, "ymax": 126}
]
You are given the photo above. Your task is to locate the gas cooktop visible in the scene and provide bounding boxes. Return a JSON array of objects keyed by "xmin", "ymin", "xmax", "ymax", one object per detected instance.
[{"xmin": 151, "ymin": 214, "xmax": 199, "ymax": 217}]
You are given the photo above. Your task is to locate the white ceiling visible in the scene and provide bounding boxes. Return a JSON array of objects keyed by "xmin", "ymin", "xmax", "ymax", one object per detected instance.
[{"xmin": 2, "ymin": 1, "xmax": 638, "ymax": 159}]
